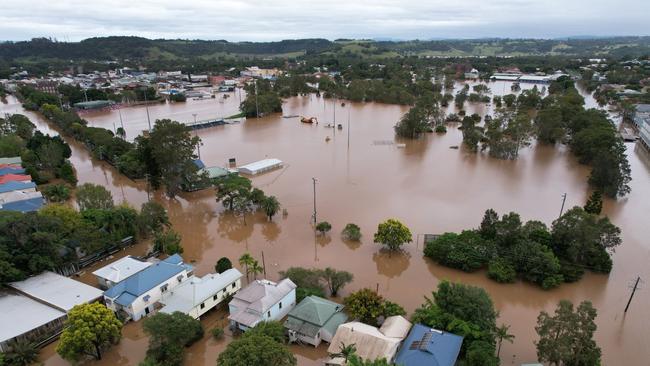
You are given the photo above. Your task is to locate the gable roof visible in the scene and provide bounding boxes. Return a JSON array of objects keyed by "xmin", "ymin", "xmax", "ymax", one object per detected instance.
[
  {"xmin": 228, "ymin": 278, "xmax": 296, "ymax": 327},
  {"xmin": 9, "ymin": 271, "xmax": 103, "ymax": 312},
  {"xmin": 0, "ymin": 196, "xmax": 44, "ymax": 212},
  {"xmin": 103, "ymin": 255, "xmax": 191, "ymax": 306},
  {"xmin": 92, "ymin": 256, "xmax": 152, "ymax": 283},
  {"xmin": 0, "ymin": 167, "xmax": 25, "ymax": 176},
  {"xmin": 0, "ymin": 157, "xmax": 21, "ymax": 165},
  {"xmin": 0, "ymin": 190, "xmax": 42, "ymax": 204},
  {"xmin": 285, "ymin": 296, "xmax": 347, "ymax": 338},
  {"xmin": 394, "ymin": 324, "xmax": 463, "ymax": 366},
  {"xmin": 0, "ymin": 174, "xmax": 31, "ymax": 184},
  {"xmin": 0, "ymin": 181, "xmax": 36, "ymax": 193},
  {"xmin": 160, "ymin": 269, "xmax": 243, "ymax": 314}
]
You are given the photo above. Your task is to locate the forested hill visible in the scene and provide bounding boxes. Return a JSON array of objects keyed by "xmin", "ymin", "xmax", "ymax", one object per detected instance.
[{"xmin": 1, "ymin": 36, "xmax": 650, "ymax": 63}]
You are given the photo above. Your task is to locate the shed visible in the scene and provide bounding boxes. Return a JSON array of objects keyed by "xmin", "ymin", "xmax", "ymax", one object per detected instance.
[
  {"xmin": 0, "ymin": 174, "xmax": 31, "ymax": 184},
  {"xmin": 0, "ymin": 167, "xmax": 25, "ymax": 175},
  {"xmin": 9, "ymin": 271, "xmax": 103, "ymax": 312},
  {"xmin": 237, "ymin": 158, "xmax": 283, "ymax": 175},
  {"xmin": 0, "ymin": 181, "xmax": 36, "ymax": 194},
  {"xmin": 92, "ymin": 255, "xmax": 153, "ymax": 289},
  {"xmin": 0, "ymin": 196, "xmax": 45, "ymax": 212},
  {"xmin": 285, "ymin": 296, "xmax": 348, "ymax": 347},
  {"xmin": 394, "ymin": 324, "xmax": 463, "ymax": 366}
]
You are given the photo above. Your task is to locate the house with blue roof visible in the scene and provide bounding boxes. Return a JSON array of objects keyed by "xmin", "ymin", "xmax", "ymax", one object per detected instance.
[
  {"xmin": 394, "ymin": 324, "xmax": 463, "ymax": 366},
  {"xmin": 103, "ymin": 254, "xmax": 193, "ymax": 321}
]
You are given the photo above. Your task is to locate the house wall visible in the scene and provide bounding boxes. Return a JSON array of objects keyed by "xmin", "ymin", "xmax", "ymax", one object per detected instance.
[
  {"xmin": 106, "ymin": 269, "xmax": 189, "ymax": 321},
  {"xmin": 188, "ymin": 278, "xmax": 241, "ymax": 319},
  {"xmin": 0, "ymin": 315, "xmax": 66, "ymax": 352},
  {"xmin": 294, "ymin": 332, "xmax": 321, "ymax": 347},
  {"xmin": 265, "ymin": 289, "xmax": 296, "ymax": 322}
]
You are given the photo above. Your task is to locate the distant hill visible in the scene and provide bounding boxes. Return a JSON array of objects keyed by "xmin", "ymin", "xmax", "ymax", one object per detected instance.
[{"xmin": 1, "ymin": 36, "xmax": 649, "ymax": 63}]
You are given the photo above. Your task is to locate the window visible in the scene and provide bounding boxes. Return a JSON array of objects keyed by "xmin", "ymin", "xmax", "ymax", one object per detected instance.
[
  {"xmin": 279, "ymin": 302, "xmax": 282, "ymax": 309},
  {"xmin": 231, "ymin": 283, "xmax": 236, "ymax": 289},
  {"xmin": 177, "ymin": 275, "xmax": 184, "ymax": 283},
  {"xmin": 160, "ymin": 284, "xmax": 168, "ymax": 293},
  {"xmin": 105, "ymin": 299, "xmax": 112, "ymax": 305},
  {"xmin": 143, "ymin": 295, "xmax": 151, "ymax": 302},
  {"xmin": 268, "ymin": 311, "xmax": 271, "ymax": 318},
  {"xmin": 200, "ymin": 303, "xmax": 205, "ymax": 309},
  {"xmin": 213, "ymin": 294, "xmax": 218, "ymax": 301}
]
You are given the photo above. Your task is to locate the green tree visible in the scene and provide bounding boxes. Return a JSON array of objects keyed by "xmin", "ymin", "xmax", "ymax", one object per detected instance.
[
  {"xmin": 153, "ymin": 229, "xmax": 183, "ymax": 255},
  {"xmin": 56, "ymin": 303, "xmax": 122, "ymax": 361},
  {"xmin": 329, "ymin": 342, "xmax": 357, "ymax": 363},
  {"xmin": 215, "ymin": 257, "xmax": 232, "ymax": 274},
  {"xmin": 316, "ymin": 221, "xmax": 332, "ymax": 235},
  {"xmin": 487, "ymin": 258, "xmax": 517, "ymax": 283},
  {"xmin": 341, "ymin": 223, "xmax": 362, "ymax": 241},
  {"xmin": 260, "ymin": 195, "xmax": 281, "ymax": 221},
  {"xmin": 535, "ymin": 107, "xmax": 566, "ymax": 144},
  {"xmin": 239, "ymin": 253, "xmax": 255, "ymax": 281},
  {"xmin": 320, "ymin": 267, "xmax": 353, "ymax": 297},
  {"xmin": 142, "ymin": 312, "xmax": 204, "ymax": 366},
  {"xmin": 373, "ymin": 219, "xmax": 412, "ymax": 251},
  {"xmin": 495, "ymin": 324, "xmax": 515, "ymax": 358},
  {"xmin": 343, "ymin": 289, "xmax": 403, "ymax": 326},
  {"xmin": 147, "ymin": 119, "xmax": 201, "ymax": 197},
  {"xmin": 248, "ymin": 260, "xmax": 264, "ymax": 280},
  {"xmin": 214, "ymin": 174, "xmax": 252, "ymax": 210},
  {"xmin": 75, "ymin": 183, "xmax": 114, "ymax": 211},
  {"xmin": 535, "ymin": 300, "xmax": 601, "ymax": 366},
  {"xmin": 217, "ymin": 333, "xmax": 296, "ymax": 366},
  {"xmin": 279, "ymin": 267, "xmax": 326, "ymax": 301},
  {"xmin": 138, "ymin": 201, "xmax": 170, "ymax": 237},
  {"xmin": 246, "ymin": 321, "xmax": 286, "ymax": 344},
  {"xmin": 41, "ymin": 183, "xmax": 71, "ymax": 203},
  {"xmin": 3, "ymin": 340, "xmax": 38, "ymax": 366},
  {"xmin": 584, "ymin": 191, "xmax": 603, "ymax": 215},
  {"xmin": 394, "ymin": 106, "xmax": 428, "ymax": 138},
  {"xmin": 424, "ymin": 231, "xmax": 493, "ymax": 272}
]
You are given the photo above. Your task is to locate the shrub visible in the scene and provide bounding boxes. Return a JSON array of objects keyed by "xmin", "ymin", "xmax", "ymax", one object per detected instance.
[
  {"xmin": 41, "ymin": 184, "xmax": 71, "ymax": 203},
  {"xmin": 487, "ymin": 258, "xmax": 516, "ymax": 283},
  {"xmin": 315, "ymin": 221, "xmax": 332, "ymax": 235},
  {"xmin": 341, "ymin": 223, "xmax": 362, "ymax": 241},
  {"xmin": 215, "ymin": 257, "xmax": 233, "ymax": 274},
  {"xmin": 435, "ymin": 125, "xmax": 447, "ymax": 133},
  {"xmin": 212, "ymin": 327, "xmax": 225, "ymax": 340}
]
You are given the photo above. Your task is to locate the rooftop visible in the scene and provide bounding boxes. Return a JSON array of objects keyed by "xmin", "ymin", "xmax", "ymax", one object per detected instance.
[
  {"xmin": 0, "ymin": 196, "xmax": 44, "ymax": 212},
  {"xmin": 0, "ymin": 291, "xmax": 66, "ymax": 344},
  {"xmin": 228, "ymin": 278, "xmax": 296, "ymax": 327},
  {"xmin": 285, "ymin": 296, "xmax": 347, "ymax": 338},
  {"xmin": 0, "ymin": 157, "xmax": 21, "ymax": 165},
  {"xmin": 160, "ymin": 269, "xmax": 243, "ymax": 314},
  {"xmin": 0, "ymin": 167, "xmax": 25, "ymax": 176},
  {"xmin": 104, "ymin": 255, "xmax": 192, "ymax": 306},
  {"xmin": 9, "ymin": 271, "xmax": 103, "ymax": 312},
  {"xmin": 0, "ymin": 174, "xmax": 31, "ymax": 184},
  {"xmin": 92, "ymin": 256, "xmax": 152, "ymax": 284},
  {"xmin": 394, "ymin": 324, "xmax": 464, "ymax": 366},
  {"xmin": 0, "ymin": 181, "xmax": 36, "ymax": 194},
  {"xmin": 238, "ymin": 158, "xmax": 283, "ymax": 174}
]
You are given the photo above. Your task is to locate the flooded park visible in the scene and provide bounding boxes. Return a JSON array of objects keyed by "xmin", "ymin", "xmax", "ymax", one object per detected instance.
[{"xmin": 1, "ymin": 79, "xmax": 649, "ymax": 365}]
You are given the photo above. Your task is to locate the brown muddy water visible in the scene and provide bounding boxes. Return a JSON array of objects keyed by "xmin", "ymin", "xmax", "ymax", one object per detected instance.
[{"xmin": 2, "ymin": 80, "xmax": 649, "ymax": 365}]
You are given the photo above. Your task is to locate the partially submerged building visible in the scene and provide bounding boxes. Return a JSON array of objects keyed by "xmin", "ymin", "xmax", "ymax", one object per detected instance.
[
  {"xmin": 92, "ymin": 255, "xmax": 153, "ymax": 289},
  {"xmin": 103, "ymin": 254, "xmax": 193, "ymax": 321},
  {"xmin": 160, "ymin": 269, "xmax": 243, "ymax": 319},
  {"xmin": 394, "ymin": 324, "xmax": 463, "ymax": 366},
  {"xmin": 237, "ymin": 158, "xmax": 283, "ymax": 175},
  {"xmin": 285, "ymin": 295, "xmax": 348, "ymax": 347},
  {"xmin": 228, "ymin": 278, "xmax": 297, "ymax": 331},
  {"xmin": 326, "ymin": 315, "xmax": 412, "ymax": 365},
  {"xmin": 0, "ymin": 272, "xmax": 104, "ymax": 352}
]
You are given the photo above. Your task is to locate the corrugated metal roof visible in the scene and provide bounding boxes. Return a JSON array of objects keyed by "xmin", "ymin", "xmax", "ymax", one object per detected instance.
[
  {"xmin": 9, "ymin": 272, "xmax": 103, "ymax": 312},
  {"xmin": 287, "ymin": 296, "xmax": 344, "ymax": 327},
  {"xmin": 0, "ymin": 190, "xmax": 43, "ymax": 204},
  {"xmin": 92, "ymin": 256, "xmax": 152, "ymax": 283},
  {"xmin": 160, "ymin": 269, "xmax": 243, "ymax": 314},
  {"xmin": 394, "ymin": 324, "xmax": 463, "ymax": 366},
  {"xmin": 0, "ymin": 157, "xmax": 21, "ymax": 165},
  {"xmin": 0, "ymin": 167, "xmax": 25, "ymax": 176},
  {"xmin": 0, "ymin": 174, "xmax": 31, "ymax": 184},
  {"xmin": 0, "ymin": 196, "xmax": 45, "ymax": 212},
  {"xmin": 0, "ymin": 291, "xmax": 66, "ymax": 344},
  {"xmin": 0, "ymin": 181, "xmax": 36, "ymax": 193},
  {"xmin": 228, "ymin": 278, "xmax": 296, "ymax": 327}
]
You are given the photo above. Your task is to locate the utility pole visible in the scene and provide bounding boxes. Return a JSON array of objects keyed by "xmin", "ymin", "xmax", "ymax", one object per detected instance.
[
  {"xmin": 192, "ymin": 113, "xmax": 201, "ymax": 160},
  {"xmin": 261, "ymin": 251, "xmax": 267, "ymax": 278},
  {"xmin": 624, "ymin": 276, "xmax": 641, "ymax": 313},
  {"xmin": 312, "ymin": 177, "xmax": 317, "ymax": 224},
  {"xmin": 347, "ymin": 107, "xmax": 351, "ymax": 149},
  {"xmin": 143, "ymin": 87, "xmax": 152, "ymax": 132},
  {"xmin": 254, "ymin": 79, "xmax": 259, "ymax": 118},
  {"xmin": 559, "ymin": 193, "xmax": 567, "ymax": 218},
  {"xmin": 333, "ymin": 99, "xmax": 336, "ymax": 138}
]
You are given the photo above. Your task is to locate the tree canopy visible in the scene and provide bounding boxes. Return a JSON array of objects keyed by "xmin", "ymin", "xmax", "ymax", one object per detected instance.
[
  {"xmin": 373, "ymin": 219, "xmax": 412, "ymax": 251},
  {"xmin": 56, "ymin": 303, "xmax": 122, "ymax": 361},
  {"xmin": 142, "ymin": 312, "xmax": 204, "ymax": 366}
]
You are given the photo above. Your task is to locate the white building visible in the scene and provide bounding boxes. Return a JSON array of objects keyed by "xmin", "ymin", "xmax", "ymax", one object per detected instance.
[
  {"xmin": 92, "ymin": 255, "xmax": 153, "ymax": 289},
  {"xmin": 103, "ymin": 255, "xmax": 193, "ymax": 321},
  {"xmin": 160, "ymin": 269, "xmax": 243, "ymax": 319},
  {"xmin": 228, "ymin": 278, "xmax": 297, "ymax": 332},
  {"xmin": 238, "ymin": 158, "xmax": 283, "ymax": 175}
]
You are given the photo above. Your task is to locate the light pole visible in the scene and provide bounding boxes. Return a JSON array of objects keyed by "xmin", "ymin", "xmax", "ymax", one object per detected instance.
[
  {"xmin": 143, "ymin": 87, "xmax": 152, "ymax": 132},
  {"xmin": 193, "ymin": 113, "xmax": 201, "ymax": 160},
  {"xmin": 559, "ymin": 193, "xmax": 567, "ymax": 218},
  {"xmin": 312, "ymin": 177, "xmax": 317, "ymax": 224}
]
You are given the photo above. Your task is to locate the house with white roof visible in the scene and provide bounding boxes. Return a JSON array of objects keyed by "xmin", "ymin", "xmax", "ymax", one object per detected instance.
[
  {"xmin": 160, "ymin": 269, "xmax": 243, "ymax": 319},
  {"xmin": 326, "ymin": 315, "xmax": 412, "ymax": 365},
  {"xmin": 1, "ymin": 272, "xmax": 104, "ymax": 352},
  {"xmin": 103, "ymin": 254, "xmax": 193, "ymax": 321},
  {"xmin": 92, "ymin": 255, "xmax": 153, "ymax": 289},
  {"xmin": 228, "ymin": 278, "xmax": 297, "ymax": 332}
]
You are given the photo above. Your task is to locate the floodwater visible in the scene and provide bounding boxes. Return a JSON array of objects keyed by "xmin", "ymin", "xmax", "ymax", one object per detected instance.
[{"xmin": 2, "ymin": 79, "xmax": 649, "ymax": 366}]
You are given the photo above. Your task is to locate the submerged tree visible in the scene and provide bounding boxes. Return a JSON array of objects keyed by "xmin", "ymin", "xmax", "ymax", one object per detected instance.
[
  {"xmin": 584, "ymin": 190, "xmax": 603, "ymax": 215},
  {"xmin": 373, "ymin": 219, "xmax": 412, "ymax": 251},
  {"xmin": 75, "ymin": 183, "xmax": 114, "ymax": 211}
]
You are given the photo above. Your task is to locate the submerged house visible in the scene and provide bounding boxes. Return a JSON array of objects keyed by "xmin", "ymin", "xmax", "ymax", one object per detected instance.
[
  {"xmin": 103, "ymin": 255, "xmax": 193, "ymax": 321},
  {"xmin": 228, "ymin": 278, "xmax": 297, "ymax": 332},
  {"xmin": 92, "ymin": 255, "xmax": 153, "ymax": 289},
  {"xmin": 285, "ymin": 296, "xmax": 348, "ymax": 347},
  {"xmin": 326, "ymin": 315, "xmax": 412, "ymax": 365},
  {"xmin": 160, "ymin": 269, "xmax": 243, "ymax": 319},
  {"xmin": 394, "ymin": 324, "xmax": 463, "ymax": 366}
]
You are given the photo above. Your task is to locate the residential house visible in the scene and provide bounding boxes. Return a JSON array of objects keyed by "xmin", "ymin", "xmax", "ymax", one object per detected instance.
[
  {"xmin": 228, "ymin": 278, "xmax": 297, "ymax": 332},
  {"xmin": 285, "ymin": 296, "xmax": 348, "ymax": 347},
  {"xmin": 92, "ymin": 255, "xmax": 153, "ymax": 289},
  {"xmin": 639, "ymin": 115, "xmax": 650, "ymax": 150},
  {"xmin": 1, "ymin": 272, "xmax": 103, "ymax": 352},
  {"xmin": 326, "ymin": 315, "xmax": 412, "ymax": 365},
  {"xmin": 103, "ymin": 255, "xmax": 193, "ymax": 321},
  {"xmin": 160, "ymin": 269, "xmax": 243, "ymax": 319},
  {"xmin": 633, "ymin": 104, "xmax": 650, "ymax": 129},
  {"xmin": 394, "ymin": 324, "xmax": 463, "ymax": 366},
  {"xmin": 464, "ymin": 68, "xmax": 480, "ymax": 79}
]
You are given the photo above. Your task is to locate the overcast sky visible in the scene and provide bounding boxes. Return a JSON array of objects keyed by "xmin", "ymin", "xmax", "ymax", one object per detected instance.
[{"xmin": 1, "ymin": 0, "xmax": 649, "ymax": 42}]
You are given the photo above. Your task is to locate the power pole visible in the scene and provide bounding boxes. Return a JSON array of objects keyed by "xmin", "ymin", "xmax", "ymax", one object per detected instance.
[
  {"xmin": 254, "ymin": 80, "xmax": 259, "ymax": 118},
  {"xmin": 347, "ymin": 107, "xmax": 351, "ymax": 149},
  {"xmin": 624, "ymin": 276, "xmax": 641, "ymax": 313},
  {"xmin": 312, "ymin": 177, "xmax": 317, "ymax": 224},
  {"xmin": 192, "ymin": 113, "xmax": 201, "ymax": 160},
  {"xmin": 261, "ymin": 251, "xmax": 267, "ymax": 278},
  {"xmin": 559, "ymin": 193, "xmax": 567, "ymax": 218},
  {"xmin": 143, "ymin": 87, "xmax": 152, "ymax": 132}
]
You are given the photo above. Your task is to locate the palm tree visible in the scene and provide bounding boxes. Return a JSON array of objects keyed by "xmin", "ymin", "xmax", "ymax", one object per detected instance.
[
  {"xmin": 260, "ymin": 196, "xmax": 280, "ymax": 221},
  {"xmin": 5, "ymin": 341, "xmax": 38, "ymax": 366},
  {"xmin": 495, "ymin": 323, "xmax": 515, "ymax": 358},
  {"xmin": 116, "ymin": 127, "xmax": 126, "ymax": 139},
  {"xmin": 329, "ymin": 342, "xmax": 357, "ymax": 363},
  {"xmin": 238, "ymin": 253, "xmax": 255, "ymax": 281},
  {"xmin": 248, "ymin": 260, "xmax": 264, "ymax": 280}
]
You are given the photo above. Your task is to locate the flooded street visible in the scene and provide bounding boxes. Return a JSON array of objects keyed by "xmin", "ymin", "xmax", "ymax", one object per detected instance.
[{"xmin": 2, "ymin": 80, "xmax": 649, "ymax": 366}]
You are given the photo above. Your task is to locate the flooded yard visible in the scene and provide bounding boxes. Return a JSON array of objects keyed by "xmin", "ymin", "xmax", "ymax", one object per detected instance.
[{"xmin": 2, "ymin": 81, "xmax": 649, "ymax": 365}]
